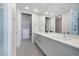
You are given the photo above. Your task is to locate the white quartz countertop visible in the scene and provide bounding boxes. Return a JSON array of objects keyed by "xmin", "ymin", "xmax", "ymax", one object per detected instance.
[{"xmin": 33, "ymin": 32, "xmax": 79, "ymax": 49}]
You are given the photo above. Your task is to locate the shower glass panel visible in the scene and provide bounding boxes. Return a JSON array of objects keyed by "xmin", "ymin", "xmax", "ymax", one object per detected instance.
[{"xmin": 0, "ymin": 4, "xmax": 4, "ymax": 56}]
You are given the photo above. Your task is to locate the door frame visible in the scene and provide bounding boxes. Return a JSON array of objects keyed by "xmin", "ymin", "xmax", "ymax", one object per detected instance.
[{"xmin": 16, "ymin": 10, "xmax": 33, "ymax": 55}]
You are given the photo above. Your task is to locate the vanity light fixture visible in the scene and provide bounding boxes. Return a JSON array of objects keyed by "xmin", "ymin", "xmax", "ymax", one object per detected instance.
[
  {"xmin": 34, "ymin": 9, "xmax": 38, "ymax": 12},
  {"xmin": 25, "ymin": 6, "xmax": 29, "ymax": 10}
]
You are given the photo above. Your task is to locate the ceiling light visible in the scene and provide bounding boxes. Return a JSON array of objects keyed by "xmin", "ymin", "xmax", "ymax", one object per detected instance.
[
  {"xmin": 25, "ymin": 6, "xmax": 29, "ymax": 10},
  {"xmin": 50, "ymin": 13, "xmax": 54, "ymax": 15},
  {"xmin": 34, "ymin": 9, "xmax": 38, "ymax": 12},
  {"xmin": 45, "ymin": 12, "xmax": 49, "ymax": 14}
]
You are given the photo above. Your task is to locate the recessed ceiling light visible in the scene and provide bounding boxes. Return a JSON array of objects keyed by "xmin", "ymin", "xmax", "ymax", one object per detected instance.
[
  {"xmin": 34, "ymin": 9, "xmax": 38, "ymax": 12},
  {"xmin": 25, "ymin": 6, "xmax": 29, "ymax": 10},
  {"xmin": 45, "ymin": 12, "xmax": 49, "ymax": 14},
  {"xmin": 50, "ymin": 13, "xmax": 54, "ymax": 15}
]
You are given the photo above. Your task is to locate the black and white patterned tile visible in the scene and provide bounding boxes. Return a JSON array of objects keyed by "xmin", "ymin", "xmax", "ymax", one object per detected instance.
[{"xmin": 16, "ymin": 39, "xmax": 44, "ymax": 56}]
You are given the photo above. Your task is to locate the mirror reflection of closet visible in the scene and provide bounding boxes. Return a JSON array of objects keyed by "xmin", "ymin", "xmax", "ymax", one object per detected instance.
[
  {"xmin": 55, "ymin": 16, "xmax": 62, "ymax": 33},
  {"xmin": 45, "ymin": 17, "xmax": 53, "ymax": 33}
]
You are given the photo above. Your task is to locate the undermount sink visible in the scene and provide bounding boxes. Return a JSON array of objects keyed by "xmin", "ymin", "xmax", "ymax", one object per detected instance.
[
  {"xmin": 63, "ymin": 37, "xmax": 79, "ymax": 44},
  {"xmin": 69, "ymin": 39, "xmax": 79, "ymax": 45},
  {"xmin": 52, "ymin": 34, "xmax": 63, "ymax": 39},
  {"xmin": 64, "ymin": 37, "xmax": 73, "ymax": 40},
  {"xmin": 48, "ymin": 33, "xmax": 79, "ymax": 45}
]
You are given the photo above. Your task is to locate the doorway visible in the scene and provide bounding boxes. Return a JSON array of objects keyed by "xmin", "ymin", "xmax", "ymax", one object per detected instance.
[
  {"xmin": 16, "ymin": 13, "xmax": 45, "ymax": 56},
  {"xmin": 21, "ymin": 13, "xmax": 32, "ymax": 40}
]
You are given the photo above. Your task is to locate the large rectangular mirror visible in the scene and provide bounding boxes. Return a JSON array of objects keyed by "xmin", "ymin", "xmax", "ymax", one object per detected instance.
[{"xmin": 45, "ymin": 7, "xmax": 79, "ymax": 36}]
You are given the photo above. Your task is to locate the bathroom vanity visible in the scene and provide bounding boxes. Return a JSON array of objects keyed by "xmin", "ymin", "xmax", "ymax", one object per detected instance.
[{"xmin": 33, "ymin": 32, "xmax": 79, "ymax": 56}]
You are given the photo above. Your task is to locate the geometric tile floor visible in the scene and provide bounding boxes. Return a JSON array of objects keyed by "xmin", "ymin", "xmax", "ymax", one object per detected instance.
[{"xmin": 16, "ymin": 39, "xmax": 45, "ymax": 56}]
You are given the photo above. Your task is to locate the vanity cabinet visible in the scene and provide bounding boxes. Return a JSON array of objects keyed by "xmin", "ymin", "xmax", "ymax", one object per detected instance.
[{"xmin": 33, "ymin": 33, "xmax": 79, "ymax": 56}]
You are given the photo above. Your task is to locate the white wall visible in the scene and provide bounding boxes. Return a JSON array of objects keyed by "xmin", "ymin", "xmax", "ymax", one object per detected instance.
[
  {"xmin": 32, "ymin": 14, "xmax": 40, "ymax": 32},
  {"xmin": 39, "ymin": 15, "xmax": 45, "ymax": 32},
  {"xmin": 32, "ymin": 14, "xmax": 45, "ymax": 32},
  {"xmin": 11, "ymin": 4, "xmax": 16, "ymax": 56},
  {"xmin": 32, "ymin": 14, "xmax": 40, "ymax": 43},
  {"xmin": 16, "ymin": 10, "xmax": 21, "ymax": 47},
  {"xmin": 4, "ymin": 3, "xmax": 16, "ymax": 56}
]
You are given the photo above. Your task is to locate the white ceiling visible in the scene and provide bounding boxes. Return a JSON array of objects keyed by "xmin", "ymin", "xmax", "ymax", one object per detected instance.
[{"xmin": 16, "ymin": 3, "xmax": 79, "ymax": 16}]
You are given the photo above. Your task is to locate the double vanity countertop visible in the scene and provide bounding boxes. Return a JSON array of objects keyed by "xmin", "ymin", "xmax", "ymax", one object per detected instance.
[{"xmin": 33, "ymin": 32, "xmax": 79, "ymax": 49}]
